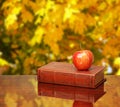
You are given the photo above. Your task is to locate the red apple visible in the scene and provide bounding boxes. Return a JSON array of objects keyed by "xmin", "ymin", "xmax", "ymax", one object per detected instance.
[{"xmin": 72, "ymin": 50, "xmax": 94, "ymax": 70}]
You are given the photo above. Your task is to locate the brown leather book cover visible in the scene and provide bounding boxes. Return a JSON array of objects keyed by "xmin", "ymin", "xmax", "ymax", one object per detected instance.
[
  {"xmin": 37, "ymin": 62, "xmax": 105, "ymax": 88},
  {"xmin": 38, "ymin": 82, "xmax": 106, "ymax": 102}
]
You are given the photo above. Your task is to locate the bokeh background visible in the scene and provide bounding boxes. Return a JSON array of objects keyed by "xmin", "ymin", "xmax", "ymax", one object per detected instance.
[{"xmin": 0, "ymin": 0, "xmax": 120, "ymax": 75}]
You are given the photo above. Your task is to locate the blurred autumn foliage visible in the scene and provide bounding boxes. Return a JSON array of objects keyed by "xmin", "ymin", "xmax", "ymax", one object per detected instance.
[{"xmin": 0, "ymin": 0, "xmax": 120, "ymax": 74}]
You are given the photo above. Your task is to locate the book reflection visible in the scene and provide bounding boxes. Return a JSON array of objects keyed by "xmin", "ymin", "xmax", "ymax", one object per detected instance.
[{"xmin": 38, "ymin": 82, "xmax": 106, "ymax": 105}]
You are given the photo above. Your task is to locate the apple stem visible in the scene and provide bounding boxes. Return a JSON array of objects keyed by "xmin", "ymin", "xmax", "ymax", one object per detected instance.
[{"xmin": 80, "ymin": 43, "xmax": 82, "ymax": 50}]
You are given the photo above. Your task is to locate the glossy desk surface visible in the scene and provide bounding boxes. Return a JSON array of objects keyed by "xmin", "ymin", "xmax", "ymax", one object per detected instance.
[{"xmin": 0, "ymin": 75, "xmax": 120, "ymax": 107}]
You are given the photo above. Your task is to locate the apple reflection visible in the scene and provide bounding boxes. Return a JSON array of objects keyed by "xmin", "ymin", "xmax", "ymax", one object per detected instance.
[{"xmin": 73, "ymin": 101, "xmax": 93, "ymax": 107}]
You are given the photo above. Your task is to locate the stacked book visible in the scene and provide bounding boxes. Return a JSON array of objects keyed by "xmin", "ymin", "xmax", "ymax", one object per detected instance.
[{"xmin": 37, "ymin": 62, "xmax": 106, "ymax": 88}]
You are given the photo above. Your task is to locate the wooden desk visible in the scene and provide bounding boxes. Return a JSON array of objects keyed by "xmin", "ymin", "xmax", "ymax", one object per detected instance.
[{"xmin": 0, "ymin": 75, "xmax": 120, "ymax": 107}]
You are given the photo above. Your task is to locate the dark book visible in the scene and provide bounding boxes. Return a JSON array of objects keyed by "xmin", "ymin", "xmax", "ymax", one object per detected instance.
[
  {"xmin": 37, "ymin": 62, "xmax": 105, "ymax": 88},
  {"xmin": 38, "ymin": 82, "xmax": 106, "ymax": 102}
]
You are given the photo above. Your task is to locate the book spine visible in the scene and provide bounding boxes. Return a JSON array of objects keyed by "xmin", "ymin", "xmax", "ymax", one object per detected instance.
[
  {"xmin": 38, "ymin": 69, "xmax": 96, "ymax": 88},
  {"xmin": 74, "ymin": 73, "xmax": 92, "ymax": 88},
  {"xmin": 38, "ymin": 69, "xmax": 55, "ymax": 83},
  {"xmin": 37, "ymin": 67, "xmax": 105, "ymax": 88},
  {"xmin": 94, "ymin": 69, "xmax": 104, "ymax": 87}
]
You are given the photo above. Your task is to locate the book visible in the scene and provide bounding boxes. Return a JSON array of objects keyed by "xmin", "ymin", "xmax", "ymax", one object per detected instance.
[{"xmin": 37, "ymin": 62, "xmax": 105, "ymax": 88}]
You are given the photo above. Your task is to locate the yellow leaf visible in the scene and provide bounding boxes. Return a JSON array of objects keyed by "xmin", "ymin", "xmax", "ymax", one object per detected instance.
[
  {"xmin": 21, "ymin": 7, "xmax": 33, "ymax": 23},
  {"xmin": 10, "ymin": 21, "xmax": 19, "ymax": 30},
  {"xmin": 35, "ymin": 8, "xmax": 45, "ymax": 16},
  {"xmin": 5, "ymin": 6, "xmax": 21, "ymax": 29},
  {"xmin": 68, "ymin": 0, "xmax": 78, "ymax": 5},
  {"xmin": 81, "ymin": 0, "xmax": 97, "ymax": 8},
  {"xmin": 106, "ymin": 0, "xmax": 116, "ymax": 6},
  {"xmin": 29, "ymin": 27, "xmax": 44, "ymax": 46},
  {"xmin": 63, "ymin": 5, "xmax": 79, "ymax": 22},
  {"xmin": 72, "ymin": 15, "xmax": 86, "ymax": 34},
  {"xmin": 43, "ymin": 23, "xmax": 63, "ymax": 55},
  {"xmin": 46, "ymin": 0, "xmax": 55, "ymax": 10},
  {"xmin": 98, "ymin": 2, "xmax": 107, "ymax": 11},
  {"xmin": 51, "ymin": 43, "xmax": 60, "ymax": 55},
  {"xmin": 114, "ymin": 57, "xmax": 120, "ymax": 68},
  {"xmin": 13, "ymin": 0, "xmax": 21, "ymax": 3},
  {"xmin": 28, "ymin": 1, "xmax": 39, "ymax": 12},
  {"xmin": 91, "ymin": 33, "xmax": 102, "ymax": 41},
  {"xmin": 63, "ymin": 6, "xmax": 72, "ymax": 22},
  {"xmin": 102, "ymin": 37, "xmax": 120, "ymax": 58},
  {"xmin": 5, "ymin": 14, "xmax": 17, "ymax": 29},
  {"xmin": 0, "ymin": 58, "xmax": 9, "ymax": 66},
  {"xmin": 85, "ymin": 14, "xmax": 96, "ymax": 26},
  {"xmin": 35, "ymin": 8, "xmax": 45, "ymax": 25},
  {"xmin": 1, "ymin": 1, "xmax": 13, "ymax": 9},
  {"xmin": 116, "ymin": 69, "xmax": 120, "ymax": 75},
  {"xmin": 11, "ymin": 6, "xmax": 22, "ymax": 15},
  {"xmin": 116, "ymin": 27, "xmax": 120, "ymax": 37},
  {"xmin": 101, "ymin": 12, "xmax": 114, "ymax": 30},
  {"xmin": 44, "ymin": 23, "xmax": 63, "ymax": 44},
  {"xmin": 34, "ymin": 17, "xmax": 42, "ymax": 25},
  {"xmin": 22, "ymin": 0, "xmax": 29, "ymax": 5}
]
